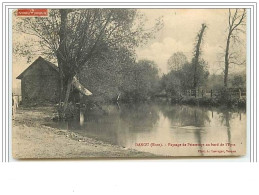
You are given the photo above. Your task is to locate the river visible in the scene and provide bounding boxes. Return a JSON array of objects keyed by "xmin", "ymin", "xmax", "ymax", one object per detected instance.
[{"xmin": 50, "ymin": 103, "xmax": 246, "ymax": 157}]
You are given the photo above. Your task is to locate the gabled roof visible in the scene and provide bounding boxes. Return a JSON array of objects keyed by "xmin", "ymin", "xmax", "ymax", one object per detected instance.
[
  {"xmin": 16, "ymin": 56, "xmax": 59, "ymax": 79},
  {"xmin": 16, "ymin": 56, "xmax": 92, "ymax": 96}
]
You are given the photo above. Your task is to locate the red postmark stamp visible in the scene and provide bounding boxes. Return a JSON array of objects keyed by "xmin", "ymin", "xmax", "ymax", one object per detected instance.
[{"xmin": 17, "ymin": 9, "xmax": 48, "ymax": 17}]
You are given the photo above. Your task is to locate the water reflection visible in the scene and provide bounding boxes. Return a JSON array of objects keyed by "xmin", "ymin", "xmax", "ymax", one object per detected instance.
[
  {"xmin": 49, "ymin": 103, "xmax": 246, "ymax": 156},
  {"xmin": 119, "ymin": 103, "xmax": 159, "ymax": 132},
  {"xmin": 160, "ymin": 104, "xmax": 211, "ymax": 127}
]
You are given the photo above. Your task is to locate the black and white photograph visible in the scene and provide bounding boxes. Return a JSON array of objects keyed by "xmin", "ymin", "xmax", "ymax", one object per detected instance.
[
  {"xmin": 12, "ymin": 8, "xmax": 247, "ymax": 159},
  {"xmin": 1, "ymin": 1, "xmax": 259, "ymax": 195}
]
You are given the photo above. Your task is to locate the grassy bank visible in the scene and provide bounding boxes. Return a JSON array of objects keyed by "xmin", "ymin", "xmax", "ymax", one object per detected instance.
[{"xmin": 168, "ymin": 96, "xmax": 246, "ymax": 109}]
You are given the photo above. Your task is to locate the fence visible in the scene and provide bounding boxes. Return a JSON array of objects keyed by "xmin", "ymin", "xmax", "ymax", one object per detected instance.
[
  {"xmin": 12, "ymin": 95, "xmax": 22, "ymax": 109},
  {"xmin": 184, "ymin": 88, "xmax": 246, "ymax": 99}
]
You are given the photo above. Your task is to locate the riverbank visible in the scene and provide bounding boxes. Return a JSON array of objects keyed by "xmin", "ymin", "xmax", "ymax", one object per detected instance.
[
  {"xmin": 12, "ymin": 106, "xmax": 155, "ymax": 159},
  {"xmin": 165, "ymin": 96, "xmax": 246, "ymax": 109}
]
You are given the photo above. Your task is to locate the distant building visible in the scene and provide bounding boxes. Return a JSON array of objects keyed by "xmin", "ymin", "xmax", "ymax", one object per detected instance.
[{"xmin": 16, "ymin": 56, "xmax": 92, "ymax": 104}]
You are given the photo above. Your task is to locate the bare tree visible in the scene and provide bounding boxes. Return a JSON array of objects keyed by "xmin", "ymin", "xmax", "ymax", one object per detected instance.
[
  {"xmin": 224, "ymin": 9, "xmax": 246, "ymax": 87},
  {"xmin": 192, "ymin": 23, "xmax": 207, "ymax": 89}
]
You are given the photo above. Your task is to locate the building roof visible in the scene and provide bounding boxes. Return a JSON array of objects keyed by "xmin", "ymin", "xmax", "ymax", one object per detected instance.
[
  {"xmin": 16, "ymin": 56, "xmax": 92, "ymax": 96},
  {"xmin": 16, "ymin": 56, "xmax": 59, "ymax": 79}
]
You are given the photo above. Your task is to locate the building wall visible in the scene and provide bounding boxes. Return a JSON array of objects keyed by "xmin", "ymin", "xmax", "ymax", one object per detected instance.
[{"xmin": 21, "ymin": 60, "xmax": 60, "ymax": 104}]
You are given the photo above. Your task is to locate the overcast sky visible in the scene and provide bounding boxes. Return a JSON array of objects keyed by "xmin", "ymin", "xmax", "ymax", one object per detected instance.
[
  {"xmin": 13, "ymin": 9, "xmax": 247, "ymax": 90},
  {"xmin": 136, "ymin": 9, "xmax": 246, "ymax": 75}
]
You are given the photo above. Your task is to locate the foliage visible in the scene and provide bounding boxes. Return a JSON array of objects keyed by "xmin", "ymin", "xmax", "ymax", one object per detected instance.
[
  {"xmin": 161, "ymin": 60, "xmax": 209, "ymax": 97},
  {"xmin": 160, "ymin": 72, "xmax": 182, "ymax": 98},
  {"xmin": 207, "ymin": 72, "xmax": 246, "ymax": 91},
  {"xmin": 231, "ymin": 74, "xmax": 246, "ymax": 88},
  {"xmin": 14, "ymin": 9, "xmax": 163, "ymax": 77},
  {"xmin": 79, "ymin": 47, "xmax": 135, "ymax": 102},
  {"xmin": 192, "ymin": 23, "xmax": 207, "ymax": 88},
  {"xmin": 14, "ymin": 9, "xmax": 163, "ymax": 115},
  {"xmin": 167, "ymin": 52, "xmax": 188, "ymax": 71},
  {"xmin": 120, "ymin": 60, "xmax": 160, "ymax": 101},
  {"xmin": 56, "ymin": 102, "xmax": 79, "ymax": 119},
  {"xmin": 207, "ymin": 74, "xmax": 224, "ymax": 91},
  {"xmin": 161, "ymin": 23, "xmax": 208, "ymax": 99},
  {"xmin": 79, "ymin": 54, "xmax": 160, "ymax": 103}
]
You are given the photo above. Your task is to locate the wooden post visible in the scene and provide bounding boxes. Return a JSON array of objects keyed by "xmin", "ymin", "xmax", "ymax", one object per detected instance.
[
  {"xmin": 79, "ymin": 93, "xmax": 84, "ymax": 126},
  {"xmin": 80, "ymin": 108, "xmax": 84, "ymax": 126},
  {"xmin": 211, "ymin": 89, "xmax": 213, "ymax": 98},
  {"xmin": 239, "ymin": 89, "xmax": 242, "ymax": 99}
]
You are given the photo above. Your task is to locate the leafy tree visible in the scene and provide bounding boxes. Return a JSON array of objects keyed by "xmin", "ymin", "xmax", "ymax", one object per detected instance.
[
  {"xmin": 231, "ymin": 75, "xmax": 246, "ymax": 88},
  {"xmin": 162, "ymin": 60, "xmax": 209, "ymax": 97},
  {"xmin": 160, "ymin": 22, "xmax": 209, "ymax": 99},
  {"xmin": 167, "ymin": 52, "xmax": 188, "ymax": 71},
  {"xmin": 79, "ymin": 47, "xmax": 135, "ymax": 102},
  {"xmin": 14, "ymin": 9, "xmax": 163, "ymax": 115},
  {"xmin": 207, "ymin": 74, "xmax": 224, "ymax": 91},
  {"xmin": 120, "ymin": 60, "xmax": 160, "ymax": 101},
  {"xmin": 160, "ymin": 71, "xmax": 182, "ymax": 97}
]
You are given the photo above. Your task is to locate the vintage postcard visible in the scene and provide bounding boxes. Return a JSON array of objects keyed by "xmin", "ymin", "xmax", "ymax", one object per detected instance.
[{"xmin": 12, "ymin": 8, "xmax": 247, "ymax": 159}]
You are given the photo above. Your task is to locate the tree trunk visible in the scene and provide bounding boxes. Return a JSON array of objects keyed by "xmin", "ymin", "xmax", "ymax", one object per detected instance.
[
  {"xmin": 193, "ymin": 24, "xmax": 206, "ymax": 89},
  {"xmin": 57, "ymin": 9, "xmax": 72, "ymax": 118},
  {"xmin": 58, "ymin": 66, "xmax": 64, "ymax": 104},
  {"xmin": 224, "ymin": 9, "xmax": 246, "ymax": 87},
  {"xmin": 224, "ymin": 33, "xmax": 231, "ymax": 88},
  {"xmin": 62, "ymin": 77, "xmax": 73, "ymax": 117}
]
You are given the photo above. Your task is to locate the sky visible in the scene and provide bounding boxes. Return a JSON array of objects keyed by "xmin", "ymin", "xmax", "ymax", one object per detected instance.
[
  {"xmin": 12, "ymin": 9, "xmax": 247, "ymax": 91},
  {"xmin": 135, "ymin": 9, "xmax": 246, "ymax": 75}
]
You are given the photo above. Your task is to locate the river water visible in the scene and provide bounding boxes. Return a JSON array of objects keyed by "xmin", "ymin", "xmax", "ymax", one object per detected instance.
[{"xmin": 50, "ymin": 103, "xmax": 246, "ymax": 157}]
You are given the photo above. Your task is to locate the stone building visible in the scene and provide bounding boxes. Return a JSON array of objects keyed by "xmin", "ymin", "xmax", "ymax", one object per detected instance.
[{"xmin": 16, "ymin": 56, "xmax": 92, "ymax": 104}]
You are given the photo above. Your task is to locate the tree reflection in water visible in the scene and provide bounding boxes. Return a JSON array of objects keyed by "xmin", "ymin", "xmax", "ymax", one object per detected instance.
[
  {"xmin": 218, "ymin": 109, "xmax": 233, "ymax": 151},
  {"xmin": 62, "ymin": 103, "xmax": 160, "ymax": 146},
  {"xmin": 47, "ymin": 102, "xmax": 246, "ymax": 156},
  {"xmin": 119, "ymin": 103, "xmax": 160, "ymax": 132},
  {"xmin": 159, "ymin": 104, "xmax": 211, "ymax": 127},
  {"xmin": 159, "ymin": 104, "xmax": 212, "ymax": 155}
]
